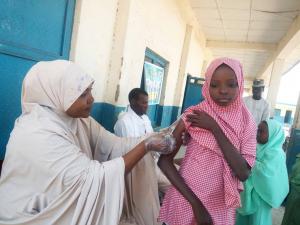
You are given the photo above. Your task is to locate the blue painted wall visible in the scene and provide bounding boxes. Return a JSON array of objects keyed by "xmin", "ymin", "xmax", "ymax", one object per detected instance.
[
  {"xmin": 91, "ymin": 103, "xmax": 125, "ymax": 132},
  {"xmin": 0, "ymin": 0, "xmax": 76, "ymax": 159},
  {"xmin": 159, "ymin": 105, "xmax": 180, "ymax": 128},
  {"xmin": 273, "ymin": 115, "xmax": 293, "ymax": 125},
  {"xmin": 181, "ymin": 76, "xmax": 204, "ymax": 114}
]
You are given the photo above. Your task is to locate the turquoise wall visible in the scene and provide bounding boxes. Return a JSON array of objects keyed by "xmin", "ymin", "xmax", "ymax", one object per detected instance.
[{"xmin": 91, "ymin": 103, "xmax": 125, "ymax": 132}]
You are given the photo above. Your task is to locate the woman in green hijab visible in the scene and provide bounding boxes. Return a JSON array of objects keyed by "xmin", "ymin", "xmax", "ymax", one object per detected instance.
[
  {"xmin": 281, "ymin": 153, "xmax": 300, "ymax": 225},
  {"xmin": 235, "ymin": 119, "xmax": 289, "ymax": 225}
]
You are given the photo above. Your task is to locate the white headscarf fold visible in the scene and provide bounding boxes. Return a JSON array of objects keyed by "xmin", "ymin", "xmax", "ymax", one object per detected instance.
[{"xmin": 22, "ymin": 60, "xmax": 94, "ymax": 113}]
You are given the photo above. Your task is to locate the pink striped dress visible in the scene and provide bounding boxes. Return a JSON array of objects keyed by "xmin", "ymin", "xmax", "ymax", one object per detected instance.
[{"xmin": 159, "ymin": 58, "xmax": 257, "ymax": 225}]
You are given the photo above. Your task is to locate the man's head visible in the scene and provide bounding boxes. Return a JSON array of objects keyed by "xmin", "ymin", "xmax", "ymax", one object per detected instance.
[
  {"xmin": 252, "ymin": 79, "xmax": 265, "ymax": 100},
  {"xmin": 128, "ymin": 88, "xmax": 149, "ymax": 116}
]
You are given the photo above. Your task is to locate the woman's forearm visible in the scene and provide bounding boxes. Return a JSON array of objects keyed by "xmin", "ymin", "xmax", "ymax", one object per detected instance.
[{"xmin": 122, "ymin": 141, "xmax": 147, "ymax": 174}]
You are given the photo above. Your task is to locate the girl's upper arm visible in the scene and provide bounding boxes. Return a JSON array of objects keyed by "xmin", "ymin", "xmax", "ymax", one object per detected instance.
[
  {"xmin": 162, "ymin": 119, "xmax": 186, "ymax": 160},
  {"xmin": 173, "ymin": 118, "xmax": 186, "ymax": 141}
]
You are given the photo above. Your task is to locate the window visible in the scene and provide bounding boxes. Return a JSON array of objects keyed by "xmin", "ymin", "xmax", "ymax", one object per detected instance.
[{"xmin": 141, "ymin": 48, "xmax": 168, "ymax": 127}]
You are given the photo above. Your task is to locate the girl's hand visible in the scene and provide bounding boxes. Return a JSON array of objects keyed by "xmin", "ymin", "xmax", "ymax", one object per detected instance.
[
  {"xmin": 181, "ymin": 131, "xmax": 190, "ymax": 145},
  {"xmin": 187, "ymin": 110, "xmax": 217, "ymax": 131},
  {"xmin": 192, "ymin": 203, "xmax": 214, "ymax": 225}
]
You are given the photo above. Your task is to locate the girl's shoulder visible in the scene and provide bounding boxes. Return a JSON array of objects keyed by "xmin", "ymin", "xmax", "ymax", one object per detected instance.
[{"xmin": 183, "ymin": 103, "xmax": 204, "ymax": 115}]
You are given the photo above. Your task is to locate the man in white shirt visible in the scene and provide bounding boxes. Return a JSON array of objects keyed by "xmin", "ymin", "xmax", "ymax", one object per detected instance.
[
  {"xmin": 114, "ymin": 88, "xmax": 153, "ymax": 137},
  {"xmin": 244, "ymin": 79, "xmax": 270, "ymax": 125},
  {"xmin": 114, "ymin": 88, "xmax": 170, "ymax": 225}
]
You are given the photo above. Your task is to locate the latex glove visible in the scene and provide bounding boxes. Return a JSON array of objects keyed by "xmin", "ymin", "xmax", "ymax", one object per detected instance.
[
  {"xmin": 144, "ymin": 132, "xmax": 176, "ymax": 154},
  {"xmin": 160, "ymin": 119, "xmax": 190, "ymax": 146}
]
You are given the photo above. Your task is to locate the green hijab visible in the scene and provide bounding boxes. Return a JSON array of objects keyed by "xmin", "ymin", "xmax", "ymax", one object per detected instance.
[{"xmin": 237, "ymin": 119, "xmax": 289, "ymax": 215}]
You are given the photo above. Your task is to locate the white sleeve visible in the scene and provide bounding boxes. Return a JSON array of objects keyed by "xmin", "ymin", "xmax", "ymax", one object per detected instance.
[
  {"xmin": 6, "ymin": 126, "xmax": 126, "ymax": 225},
  {"xmin": 114, "ymin": 119, "xmax": 129, "ymax": 137},
  {"xmin": 243, "ymin": 96, "xmax": 250, "ymax": 109},
  {"xmin": 94, "ymin": 123, "xmax": 143, "ymax": 161},
  {"xmin": 262, "ymin": 101, "xmax": 270, "ymax": 121},
  {"xmin": 87, "ymin": 117, "xmax": 142, "ymax": 161}
]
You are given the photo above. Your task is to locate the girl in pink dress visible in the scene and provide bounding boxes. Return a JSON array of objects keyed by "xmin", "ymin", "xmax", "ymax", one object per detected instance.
[{"xmin": 158, "ymin": 57, "xmax": 257, "ymax": 225}]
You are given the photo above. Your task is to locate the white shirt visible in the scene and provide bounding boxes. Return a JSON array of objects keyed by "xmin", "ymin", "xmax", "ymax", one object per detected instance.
[
  {"xmin": 114, "ymin": 106, "xmax": 153, "ymax": 137},
  {"xmin": 114, "ymin": 106, "xmax": 170, "ymax": 225},
  {"xmin": 243, "ymin": 96, "xmax": 270, "ymax": 125}
]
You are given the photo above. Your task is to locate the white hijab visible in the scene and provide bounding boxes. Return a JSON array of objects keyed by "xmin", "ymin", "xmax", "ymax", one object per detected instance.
[
  {"xmin": 22, "ymin": 60, "xmax": 94, "ymax": 113},
  {"xmin": 0, "ymin": 60, "xmax": 134, "ymax": 225}
]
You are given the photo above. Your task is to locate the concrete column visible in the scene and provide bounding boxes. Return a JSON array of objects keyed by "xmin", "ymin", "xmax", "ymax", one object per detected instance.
[
  {"xmin": 200, "ymin": 60, "xmax": 208, "ymax": 76},
  {"xmin": 292, "ymin": 92, "xmax": 300, "ymax": 128},
  {"xmin": 266, "ymin": 58, "xmax": 285, "ymax": 116},
  {"xmin": 173, "ymin": 25, "xmax": 193, "ymax": 106},
  {"xmin": 105, "ymin": 0, "xmax": 131, "ymax": 104}
]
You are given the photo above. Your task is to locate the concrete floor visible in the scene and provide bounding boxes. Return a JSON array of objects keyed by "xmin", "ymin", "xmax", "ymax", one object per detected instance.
[{"xmin": 272, "ymin": 207, "xmax": 285, "ymax": 225}]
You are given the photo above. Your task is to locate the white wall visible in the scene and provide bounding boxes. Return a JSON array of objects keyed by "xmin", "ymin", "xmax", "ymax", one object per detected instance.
[
  {"xmin": 70, "ymin": 0, "xmax": 119, "ymax": 101},
  {"xmin": 70, "ymin": 0, "xmax": 207, "ymax": 107},
  {"xmin": 117, "ymin": 0, "xmax": 187, "ymax": 106},
  {"xmin": 186, "ymin": 30, "xmax": 204, "ymax": 77}
]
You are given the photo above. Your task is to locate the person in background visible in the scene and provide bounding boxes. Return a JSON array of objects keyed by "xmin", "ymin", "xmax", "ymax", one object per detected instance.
[
  {"xmin": 281, "ymin": 153, "xmax": 300, "ymax": 225},
  {"xmin": 235, "ymin": 119, "xmax": 289, "ymax": 225},
  {"xmin": 114, "ymin": 88, "xmax": 170, "ymax": 225},
  {"xmin": 243, "ymin": 79, "xmax": 270, "ymax": 125},
  {"xmin": 114, "ymin": 88, "xmax": 153, "ymax": 137},
  {"xmin": 0, "ymin": 60, "xmax": 175, "ymax": 225}
]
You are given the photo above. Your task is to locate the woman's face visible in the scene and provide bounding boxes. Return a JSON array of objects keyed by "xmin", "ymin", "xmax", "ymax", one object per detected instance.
[
  {"xmin": 209, "ymin": 64, "xmax": 239, "ymax": 107},
  {"xmin": 257, "ymin": 121, "xmax": 269, "ymax": 144},
  {"xmin": 66, "ymin": 87, "xmax": 94, "ymax": 118}
]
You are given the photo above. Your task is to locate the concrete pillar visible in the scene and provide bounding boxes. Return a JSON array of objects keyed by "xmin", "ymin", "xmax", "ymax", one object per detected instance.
[
  {"xmin": 292, "ymin": 92, "xmax": 300, "ymax": 128},
  {"xmin": 69, "ymin": 0, "xmax": 120, "ymax": 102},
  {"xmin": 105, "ymin": 0, "xmax": 131, "ymax": 104},
  {"xmin": 200, "ymin": 60, "xmax": 208, "ymax": 76},
  {"xmin": 266, "ymin": 58, "xmax": 285, "ymax": 116},
  {"xmin": 173, "ymin": 25, "xmax": 193, "ymax": 106}
]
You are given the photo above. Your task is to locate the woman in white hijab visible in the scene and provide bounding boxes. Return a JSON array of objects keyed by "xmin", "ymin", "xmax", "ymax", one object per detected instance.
[{"xmin": 0, "ymin": 60, "xmax": 175, "ymax": 225}]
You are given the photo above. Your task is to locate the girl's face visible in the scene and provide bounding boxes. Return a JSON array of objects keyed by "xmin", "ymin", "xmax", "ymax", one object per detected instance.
[
  {"xmin": 209, "ymin": 64, "xmax": 239, "ymax": 106},
  {"xmin": 257, "ymin": 121, "xmax": 269, "ymax": 144},
  {"xmin": 66, "ymin": 87, "xmax": 94, "ymax": 118}
]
